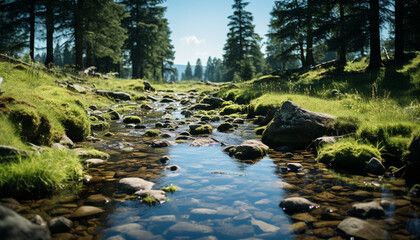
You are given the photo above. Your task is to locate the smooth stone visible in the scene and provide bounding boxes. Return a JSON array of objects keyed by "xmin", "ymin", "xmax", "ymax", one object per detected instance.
[
  {"xmin": 164, "ymin": 165, "xmax": 181, "ymax": 171},
  {"xmin": 147, "ymin": 215, "xmax": 176, "ymax": 222},
  {"xmin": 48, "ymin": 217, "xmax": 73, "ymax": 233},
  {"xmin": 31, "ymin": 215, "xmax": 47, "ymax": 227},
  {"xmin": 287, "ymin": 163, "xmax": 303, "ymax": 172},
  {"xmin": 251, "ymin": 218, "xmax": 280, "ymax": 233},
  {"xmin": 119, "ymin": 177, "xmax": 155, "ymax": 193},
  {"xmin": 349, "ymin": 191, "xmax": 373, "ymax": 201},
  {"xmin": 151, "ymin": 139, "xmax": 175, "ymax": 148},
  {"xmin": 191, "ymin": 208, "xmax": 218, "ymax": 215},
  {"xmin": 85, "ymin": 158, "xmax": 106, "ymax": 165},
  {"xmin": 190, "ymin": 138, "xmax": 221, "ymax": 147},
  {"xmin": 279, "ymin": 197, "xmax": 318, "ymax": 213},
  {"xmin": 86, "ymin": 194, "xmax": 110, "ymax": 204},
  {"xmin": 160, "ymin": 156, "xmax": 170, "ymax": 164},
  {"xmin": 224, "ymin": 140, "xmax": 269, "ymax": 160},
  {"xmin": 337, "ymin": 217, "xmax": 389, "ymax": 240},
  {"xmin": 134, "ymin": 190, "xmax": 167, "ymax": 202},
  {"xmin": 165, "ymin": 222, "xmax": 213, "ymax": 235},
  {"xmin": 351, "ymin": 201, "xmax": 385, "ymax": 218},
  {"xmin": 313, "ymin": 221, "xmax": 341, "ymax": 228},
  {"xmin": 291, "ymin": 221, "xmax": 307, "ymax": 234},
  {"xmin": 313, "ymin": 227, "xmax": 335, "ymax": 238},
  {"xmin": 105, "ymin": 223, "xmax": 161, "ymax": 240},
  {"xmin": 69, "ymin": 206, "xmax": 104, "ymax": 219},
  {"xmin": 291, "ymin": 212, "xmax": 317, "ymax": 222},
  {"xmin": 0, "ymin": 205, "xmax": 50, "ymax": 240}
]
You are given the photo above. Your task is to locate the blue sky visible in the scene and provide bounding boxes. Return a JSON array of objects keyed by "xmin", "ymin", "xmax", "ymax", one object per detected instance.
[{"xmin": 164, "ymin": 0, "xmax": 274, "ymax": 65}]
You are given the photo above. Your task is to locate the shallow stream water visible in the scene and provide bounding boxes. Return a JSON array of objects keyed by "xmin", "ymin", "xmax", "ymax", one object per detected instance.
[{"xmin": 13, "ymin": 93, "xmax": 420, "ymax": 239}]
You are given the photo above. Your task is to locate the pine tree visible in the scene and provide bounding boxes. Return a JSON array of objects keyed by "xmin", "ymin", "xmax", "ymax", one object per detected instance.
[
  {"xmin": 223, "ymin": 0, "xmax": 262, "ymax": 81},
  {"xmin": 194, "ymin": 58, "xmax": 203, "ymax": 79},
  {"xmin": 204, "ymin": 57, "xmax": 215, "ymax": 81},
  {"xmin": 53, "ymin": 43, "xmax": 62, "ymax": 66},
  {"xmin": 184, "ymin": 61, "xmax": 193, "ymax": 80}
]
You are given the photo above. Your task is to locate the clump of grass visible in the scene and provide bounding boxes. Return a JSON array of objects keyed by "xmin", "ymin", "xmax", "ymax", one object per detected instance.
[
  {"xmin": 74, "ymin": 147, "xmax": 110, "ymax": 160},
  {"xmin": 331, "ymin": 116, "xmax": 361, "ymax": 135},
  {"xmin": 144, "ymin": 129, "xmax": 160, "ymax": 137},
  {"xmin": 317, "ymin": 138, "xmax": 382, "ymax": 173},
  {"xmin": 0, "ymin": 149, "xmax": 83, "ymax": 197},
  {"xmin": 220, "ymin": 105, "xmax": 242, "ymax": 115},
  {"xmin": 123, "ymin": 116, "xmax": 141, "ymax": 124},
  {"xmin": 255, "ymin": 126, "xmax": 266, "ymax": 136},
  {"xmin": 161, "ymin": 185, "xmax": 179, "ymax": 193}
]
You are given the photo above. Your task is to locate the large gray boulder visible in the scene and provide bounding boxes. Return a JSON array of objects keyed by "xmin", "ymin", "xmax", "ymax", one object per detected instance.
[
  {"xmin": 0, "ymin": 205, "xmax": 50, "ymax": 240},
  {"xmin": 337, "ymin": 217, "xmax": 388, "ymax": 239},
  {"xmin": 119, "ymin": 177, "xmax": 155, "ymax": 193},
  {"xmin": 279, "ymin": 197, "xmax": 319, "ymax": 213},
  {"xmin": 262, "ymin": 101, "xmax": 335, "ymax": 148},
  {"xmin": 351, "ymin": 201, "xmax": 385, "ymax": 218}
]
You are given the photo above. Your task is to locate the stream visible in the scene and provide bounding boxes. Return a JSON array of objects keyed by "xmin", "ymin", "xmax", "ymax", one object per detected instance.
[{"xmin": 12, "ymin": 92, "xmax": 420, "ymax": 239}]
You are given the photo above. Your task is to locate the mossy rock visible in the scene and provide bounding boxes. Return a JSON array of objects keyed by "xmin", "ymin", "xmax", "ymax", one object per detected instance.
[
  {"xmin": 190, "ymin": 124, "xmax": 213, "ymax": 135},
  {"xmin": 220, "ymin": 105, "xmax": 242, "ymax": 115},
  {"xmin": 217, "ymin": 122, "xmax": 234, "ymax": 132},
  {"xmin": 9, "ymin": 106, "xmax": 53, "ymax": 146},
  {"xmin": 221, "ymin": 101, "xmax": 233, "ymax": 107},
  {"xmin": 123, "ymin": 116, "xmax": 142, "ymax": 124},
  {"xmin": 74, "ymin": 148, "xmax": 110, "ymax": 160},
  {"xmin": 161, "ymin": 185, "xmax": 179, "ymax": 193},
  {"xmin": 317, "ymin": 139, "xmax": 382, "ymax": 173},
  {"xmin": 332, "ymin": 116, "xmax": 360, "ymax": 135},
  {"xmin": 90, "ymin": 116, "xmax": 98, "ymax": 121},
  {"xmin": 200, "ymin": 116, "xmax": 211, "ymax": 121},
  {"xmin": 91, "ymin": 121, "xmax": 110, "ymax": 131},
  {"xmin": 255, "ymin": 126, "xmax": 266, "ymax": 136},
  {"xmin": 62, "ymin": 107, "xmax": 91, "ymax": 142},
  {"xmin": 144, "ymin": 129, "xmax": 160, "ymax": 137}
]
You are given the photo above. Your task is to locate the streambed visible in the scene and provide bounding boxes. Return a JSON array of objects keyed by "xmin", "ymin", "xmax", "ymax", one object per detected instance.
[{"xmin": 12, "ymin": 93, "xmax": 420, "ymax": 239}]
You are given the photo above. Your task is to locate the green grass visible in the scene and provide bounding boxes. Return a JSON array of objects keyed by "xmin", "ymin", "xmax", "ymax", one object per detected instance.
[{"xmin": 0, "ymin": 149, "xmax": 83, "ymax": 196}]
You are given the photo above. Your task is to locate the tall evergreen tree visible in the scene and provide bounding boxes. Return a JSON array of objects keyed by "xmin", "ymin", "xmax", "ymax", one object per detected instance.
[
  {"xmin": 368, "ymin": 0, "xmax": 383, "ymax": 68},
  {"xmin": 223, "ymin": 0, "xmax": 262, "ymax": 81},
  {"xmin": 204, "ymin": 57, "xmax": 215, "ymax": 81},
  {"xmin": 183, "ymin": 61, "xmax": 193, "ymax": 80},
  {"xmin": 194, "ymin": 58, "xmax": 203, "ymax": 79}
]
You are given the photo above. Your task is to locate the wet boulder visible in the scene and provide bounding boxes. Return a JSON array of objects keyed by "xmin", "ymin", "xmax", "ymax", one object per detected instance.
[
  {"xmin": 217, "ymin": 122, "xmax": 235, "ymax": 132},
  {"xmin": 351, "ymin": 201, "xmax": 385, "ymax": 218},
  {"xmin": 107, "ymin": 109, "xmax": 121, "ymax": 120},
  {"xmin": 279, "ymin": 197, "xmax": 319, "ymax": 213},
  {"xmin": 69, "ymin": 206, "xmax": 104, "ymax": 220},
  {"xmin": 188, "ymin": 103, "xmax": 212, "ymax": 111},
  {"xmin": 134, "ymin": 190, "xmax": 167, "ymax": 203},
  {"xmin": 189, "ymin": 124, "xmax": 213, "ymax": 135},
  {"xmin": 223, "ymin": 140, "xmax": 269, "ymax": 160},
  {"xmin": 262, "ymin": 101, "xmax": 335, "ymax": 148},
  {"xmin": 119, "ymin": 177, "xmax": 155, "ymax": 193},
  {"xmin": 337, "ymin": 217, "xmax": 389, "ymax": 239},
  {"xmin": 151, "ymin": 139, "xmax": 175, "ymax": 148},
  {"xmin": 190, "ymin": 138, "xmax": 221, "ymax": 147},
  {"xmin": 0, "ymin": 205, "xmax": 50, "ymax": 240},
  {"xmin": 48, "ymin": 217, "xmax": 73, "ymax": 233},
  {"xmin": 143, "ymin": 81, "xmax": 154, "ymax": 91},
  {"xmin": 200, "ymin": 97, "xmax": 225, "ymax": 108}
]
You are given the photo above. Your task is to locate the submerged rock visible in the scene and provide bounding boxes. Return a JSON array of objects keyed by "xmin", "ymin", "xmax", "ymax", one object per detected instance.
[
  {"xmin": 262, "ymin": 101, "xmax": 335, "ymax": 148},
  {"xmin": 151, "ymin": 139, "xmax": 175, "ymax": 148},
  {"xmin": 190, "ymin": 138, "xmax": 221, "ymax": 147},
  {"xmin": 337, "ymin": 217, "xmax": 388, "ymax": 239},
  {"xmin": 279, "ymin": 197, "xmax": 319, "ymax": 213},
  {"xmin": 165, "ymin": 222, "xmax": 213, "ymax": 235},
  {"xmin": 69, "ymin": 206, "xmax": 104, "ymax": 219},
  {"xmin": 160, "ymin": 156, "xmax": 170, "ymax": 164},
  {"xmin": 351, "ymin": 201, "xmax": 385, "ymax": 218},
  {"xmin": 48, "ymin": 217, "xmax": 73, "ymax": 233},
  {"xmin": 0, "ymin": 205, "xmax": 50, "ymax": 240},
  {"xmin": 164, "ymin": 165, "xmax": 181, "ymax": 171},
  {"xmin": 365, "ymin": 157, "xmax": 386, "ymax": 175},
  {"xmin": 134, "ymin": 190, "xmax": 167, "ymax": 203}
]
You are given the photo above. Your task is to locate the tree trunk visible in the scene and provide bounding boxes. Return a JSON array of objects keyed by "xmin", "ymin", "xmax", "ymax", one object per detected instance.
[
  {"xmin": 299, "ymin": 42, "xmax": 306, "ymax": 67},
  {"xmin": 44, "ymin": 0, "xmax": 54, "ymax": 66},
  {"xmin": 394, "ymin": 0, "xmax": 404, "ymax": 63},
  {"xmin": 29, "ymin": 0, "xmax": 36, "ymax": 61},
  {"xmin": 131, "ymin": 52, "xmax": 140, "ymax": 79},
  {"xmin": 74, "ymin": 0, "xmax": 84, "ymax": 70},
  {"xmin": 305, "ymin": 0, "xmax": 315, "ymax": 66},
  {"xmin": 368, "ymin": 0, "xmax": 383, "ymax": 69},
  {"xmin": 338, "ymin": 0, "xmax": 347, "ymax": 65}
]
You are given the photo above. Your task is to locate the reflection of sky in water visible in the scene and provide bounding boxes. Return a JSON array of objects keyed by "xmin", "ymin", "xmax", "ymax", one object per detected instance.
[{"xmin": 102, "ymin": 142, "xmax": 293, "ymax": 239}]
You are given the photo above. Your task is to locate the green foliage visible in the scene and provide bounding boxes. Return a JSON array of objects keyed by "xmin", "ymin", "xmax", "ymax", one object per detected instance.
[
  {"xmin": 0, "ymin": 149, "xmax": 83, "ymax": 196},
  {"xmin": 144, "ymin": 129, "xmax": 160, "ymax": 137},
  {"xmin": 194, "ymin": 58, "xmax": 203, "ymax": 79},
  {"xmin": 183, "ymin": 61, "xmax": 193, "ymax": 80},
  {"xmin": 317, "ymin": 139, "xmax": 382, "ymax": 173},
  {"xmin": 161, "ymin": 185, "xmax": 179, "ymax": 193},
  {"xmin": 255, "ymin": 126, "xmax": 266, "ymax": 136},
  {"xmin": 220, "ymin": 104, "xmax": 242, "ymax": 115},
  {"xmin": 141, "ymin": 195, "xmax": 159, "ymax": 205},
  {"xmin": 123, "ymin": 116, "xmax": 141, "ymax": 124}
]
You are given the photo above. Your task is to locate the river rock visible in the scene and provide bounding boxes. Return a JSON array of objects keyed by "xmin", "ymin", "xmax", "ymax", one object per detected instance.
[
  {"xmin": 287, "ymin": 163, "xmax": 303, "ymax": 172},
  {"xmin": 107, "ymin": 109, "xmax": 120, "ymax": 120},
  {"xmin": 262, "ymin": 101, "xmax": 335, "ymax": 148},
  {"xmin": 310, "ymin": 136, "xmax": 342, "ymax": 149},
  {"xmin": 165, "ymin": 222, "xmax": 213, "ymax": 235},
  {"xmin": 337, "ymin": 217, "xmax": 389, "ymax": 239},
  {"xmin": 48, "ymin": 217, "xmax": 73, "ymax": 233},
  {"xmin": 31, "ymin": 215, "xmax": 47, "ymax": 227},
  {"xmin": 160, "ymin": 156, "xmax": 170, "ymax": 164},
  {"xmin": 291, "ymin": 221, "xmax": 307, "ymax": 234},
  {"xmin": 143, "ymin": 81, "xmax": 154, "ymax": 91},
  {"xmin": 105, "ymin": 223, "xmax": 160, "ymax": 240},
  {"xmin": 69, "ymin": 206, "xmax": 104, "ymax": 219},
  {"xmin": 365, "ymin": 158, "xmax": 386, "ymax": 175},
  {"xmin": 151, "ymin": 139, "xmax": 175, "ymax": 148},
  {"xmin": 181, "ymin": 110, "xmax": 193, "ymax": 118},
  {"xmin": 165, "ymin": 165, "xmax": 181, "ymax": 171},
  {"xmin": 200, "ymin": 97, "xmax": 225, "ymax": 108},
  {"xmin": 291, "ymin": 212, "xmax": 317, "ymax": 222},
  {"xmin": 141, "ymin": 104, "xmax": 152, "ymax": 110},
  {"xmin": 279, "ymin": 197, "xmax": 318, "ymax": 213},
  {"xmin": 188, "ymin": 103, "xmax": 212, "ymax": 110},
  {"xmin": 217, "ymin": 122, "xmax": 235, "ymax": 132},
  {"xmin": 119, "ymin": 177, "xmax": 155, "ymax": 193},
  {"xmin": 0, "ymin": 205, "xmax": 50, "ymax": 240},
  {"xmin": 134, "ymin": 190, "xmax": 167, "ymax": 202},
  {"xmin": 349, "ymin": 190, "xmax": 373, "ymax": 201},
  {"xmin": 251, "ymin": 218, "xmax": 280, "ymax": 233},
  {"xmin": 86, "ymin": 158, "xmax": 106, "ymax": 165},
  {"xmin": 86, "ymin": 194, "xmax": 110, "ymax": 205},
  {"xmin": 351, "ymin": 201, "xmax": 385, "ymax": 218},
  {"xmin": 223, "ymin": 140, "xmax": 269, "ymax": 160},
  {"xmin": 95, "ymin": 90, "xmax": 131, "ymax": 101},
  {"xmin": 59, "ymin": 135, "xmax": 75, "ymax": 147},
  {"xmin": 190, "ymin": 138, "xmax": 221, "ymax": 147}
]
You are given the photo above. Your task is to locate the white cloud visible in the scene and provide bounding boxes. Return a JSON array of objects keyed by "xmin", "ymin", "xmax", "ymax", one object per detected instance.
[{"xmin": 181, "ymin": 36, "xmax": 206, "ymax": 45}]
